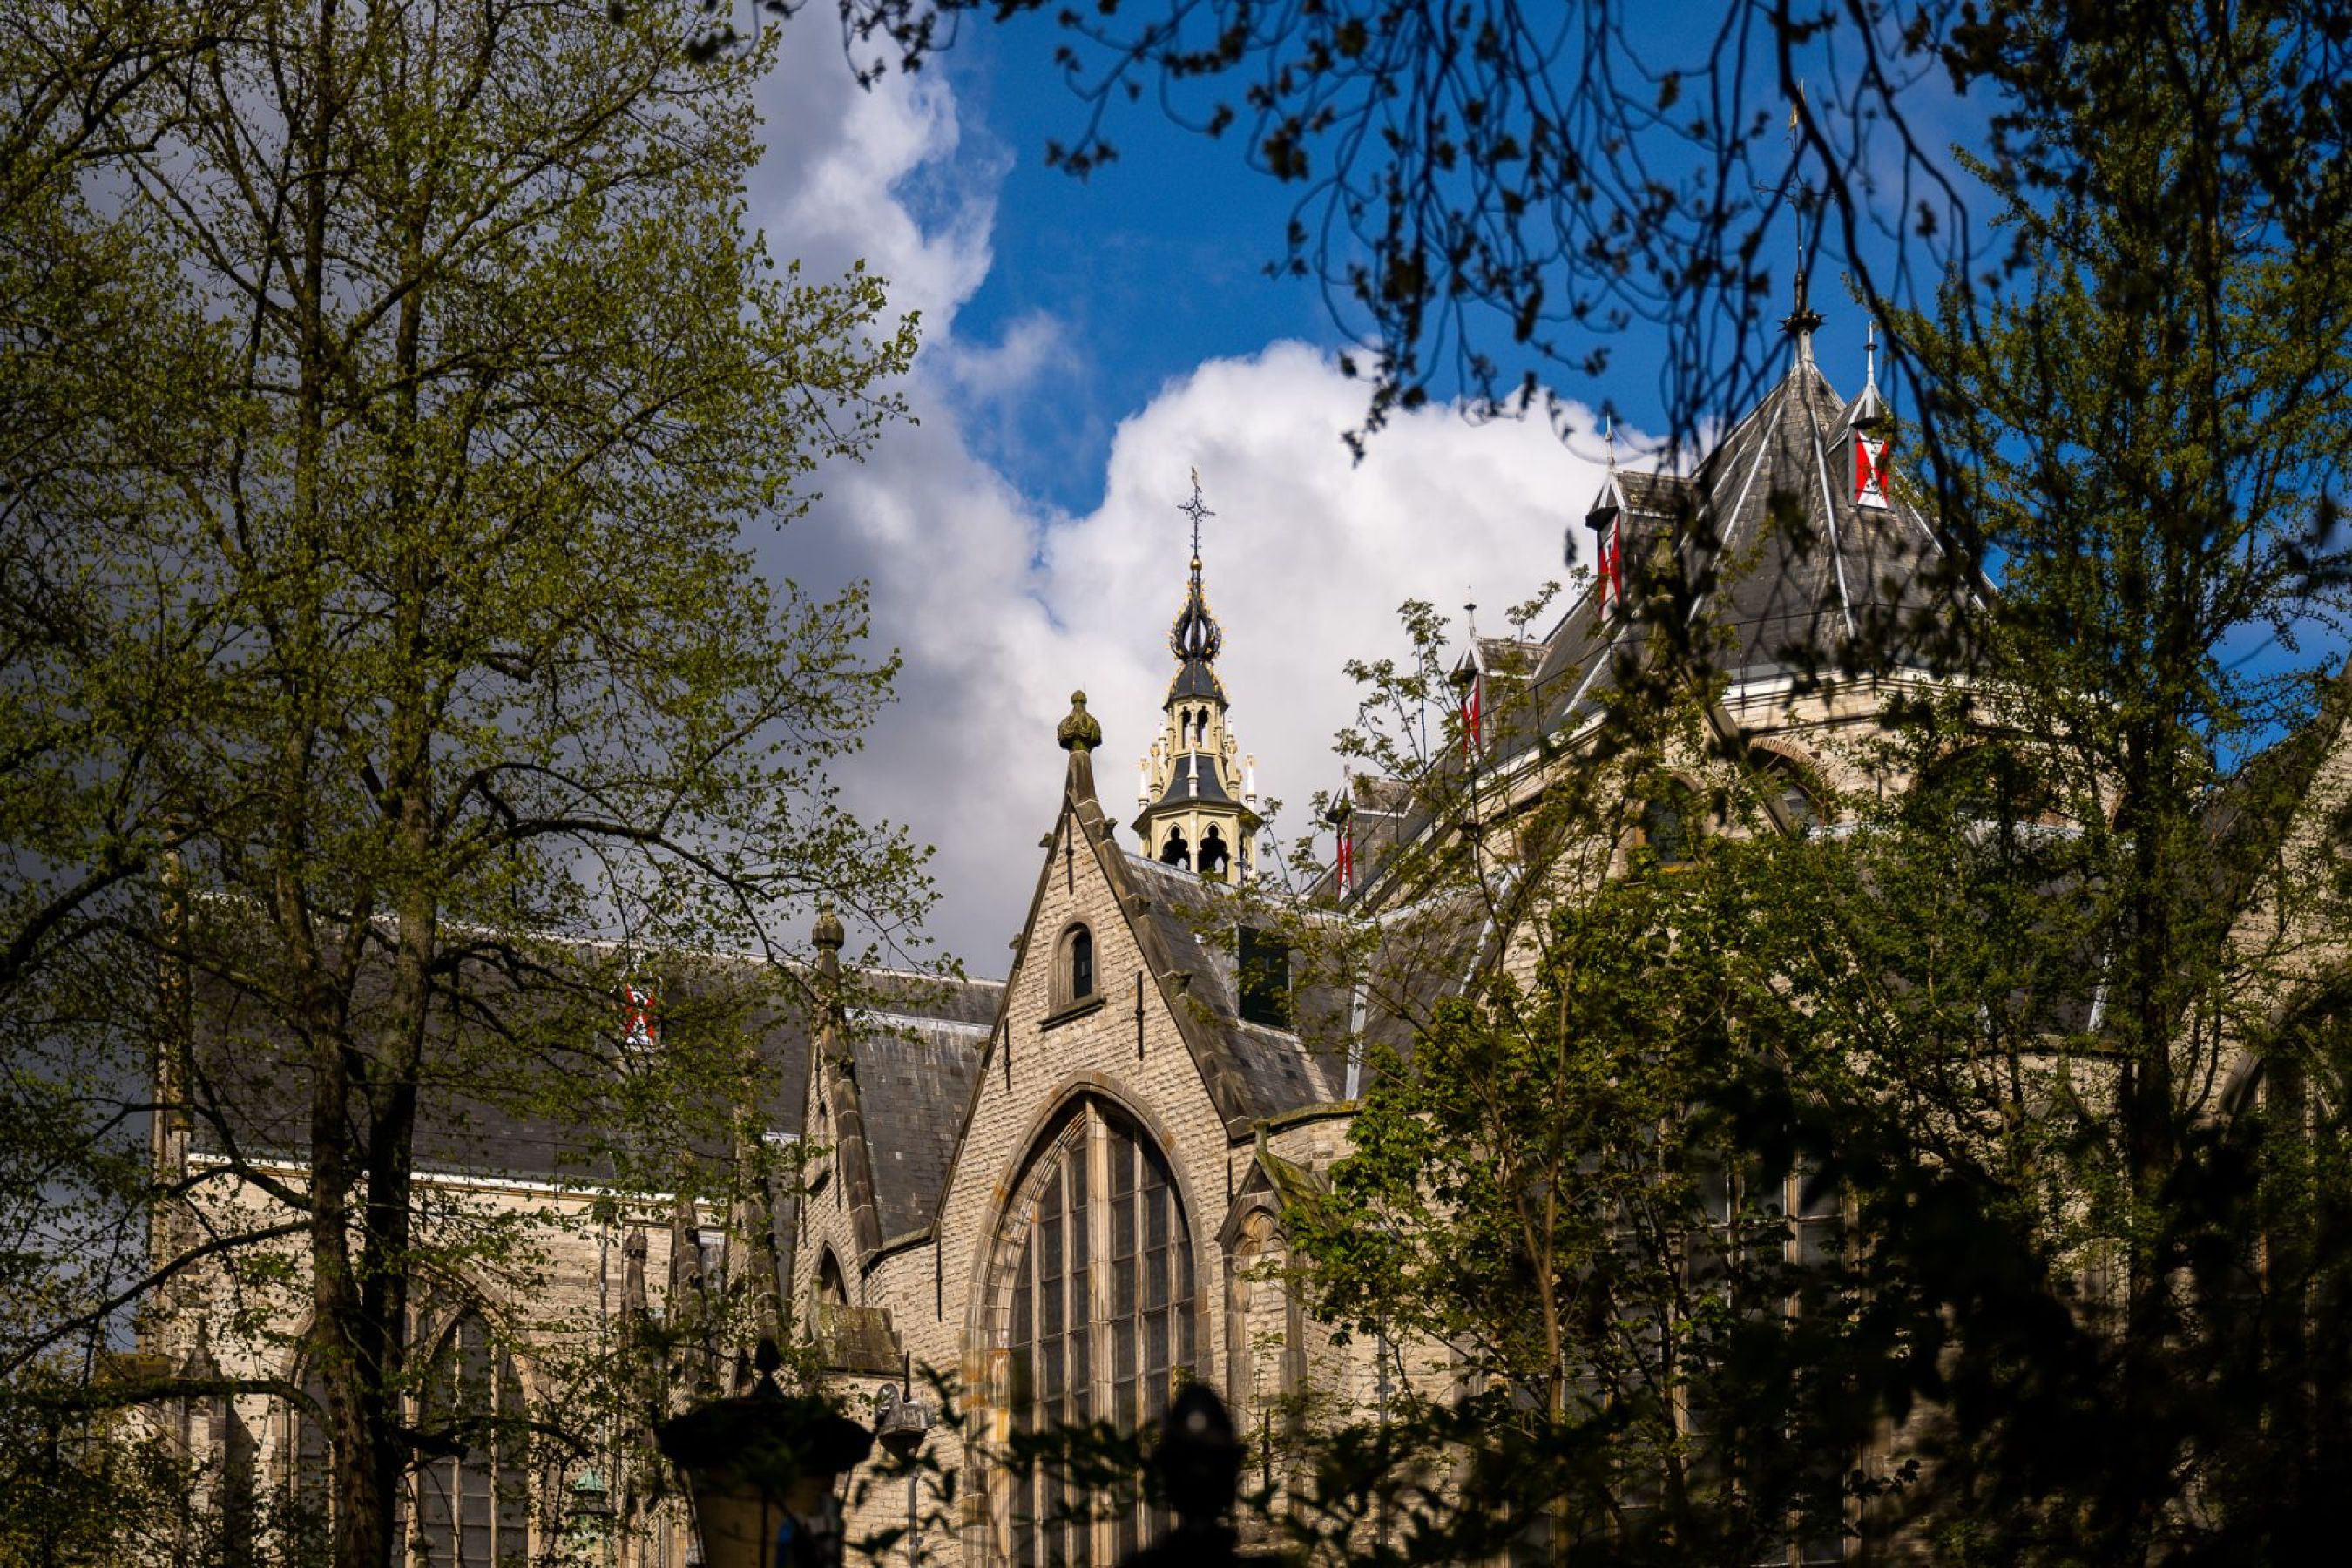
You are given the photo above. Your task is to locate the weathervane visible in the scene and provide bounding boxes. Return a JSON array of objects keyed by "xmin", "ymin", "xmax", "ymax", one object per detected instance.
[{"xmin": 1179, "ymin": 467, "xmax": 1213, "ymax": 564}]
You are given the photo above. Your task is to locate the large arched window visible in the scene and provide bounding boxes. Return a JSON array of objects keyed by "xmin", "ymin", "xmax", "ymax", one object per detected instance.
[
  {"xmin": 413, "ymin": 1310, "xmax": 528, "ymax": 1566},
  {"xmin": 998, "ymin": 1102, "xmax": 1199, "ymax": 1565}
]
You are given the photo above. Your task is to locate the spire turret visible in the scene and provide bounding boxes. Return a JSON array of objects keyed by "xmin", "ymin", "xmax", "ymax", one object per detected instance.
[
  {"xmin": 1132, "ymin": 474, "xmax": 1260, "ymax": 882},
  {"xmin": 1781, "ymin": 183, "xmax": 1824, "ymax": 364}
]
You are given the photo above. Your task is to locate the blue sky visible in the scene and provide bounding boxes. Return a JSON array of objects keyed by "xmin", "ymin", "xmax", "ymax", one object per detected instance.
[{"xmin": 741, "ymin": 14, "xmax": 1957, "ymax": 967}]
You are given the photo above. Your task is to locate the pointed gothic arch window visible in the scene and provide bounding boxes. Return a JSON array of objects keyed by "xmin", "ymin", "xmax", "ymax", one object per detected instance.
[
  {"xmin": 817, "ymin": 1247, "xmax": 849, "ymax": 1308},
  {"xmin": 1159, "ymin": 828, "xmax": 1189, "ymax": 869},
  {"xmin": 994, "ymin": 1101, "xmax": 1199, "ymax": 1565},
  {"xmin": 413, "ymin": 1309, "xmax": 529, "ymax": 1567}
]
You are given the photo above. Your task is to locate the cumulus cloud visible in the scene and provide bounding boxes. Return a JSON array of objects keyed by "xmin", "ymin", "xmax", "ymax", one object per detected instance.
[{"xmin": 744, "ymin": 41, "xmax": 1608, "ymax": 970}]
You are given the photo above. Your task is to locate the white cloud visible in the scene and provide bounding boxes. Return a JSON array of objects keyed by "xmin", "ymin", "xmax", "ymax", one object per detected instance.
[{"xmin": 745, "ymin": 51, "xmax": 1606, "ymax": 970}]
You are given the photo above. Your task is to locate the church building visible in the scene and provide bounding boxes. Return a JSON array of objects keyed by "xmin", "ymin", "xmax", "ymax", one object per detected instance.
[{"xmin": 145, "ymin": 295, "xmax": 2298, "ymax": 1568}]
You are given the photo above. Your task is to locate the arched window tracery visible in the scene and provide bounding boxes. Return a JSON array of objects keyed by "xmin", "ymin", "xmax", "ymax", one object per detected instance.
[
  {"xmin": 994, "ymin": 1102, "xmax": 1199, "ymax": 1565},
  {"xmin": 413, "ymin": 1309, "xmax": 528, "ymax": 1567}
]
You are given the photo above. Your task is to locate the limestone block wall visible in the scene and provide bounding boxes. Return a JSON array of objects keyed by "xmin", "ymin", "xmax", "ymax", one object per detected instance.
[
  {"xmin": 801, "ymin": 792, "xmax": 1275, "ymax": 1565},
  {"xmin": 148, "ymin": 1164, "xmax": 693, "ymax": 1568}
]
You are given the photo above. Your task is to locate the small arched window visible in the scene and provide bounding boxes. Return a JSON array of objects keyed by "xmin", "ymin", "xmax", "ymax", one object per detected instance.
[
  {"xmin": 1159, "ymin": 828, "xmax": 1190, "ymax": 869},
  {"xmin": 1752, "ymin": 749, "xmax": 1825, "ymax": 835},
  {"xmin": 817, "ymin": 1247, "xmax": 848, "ymax": 1308},
  {"xmin": 1051, "ymin": 923, "xmax": 1096, "ymax": 1014}
]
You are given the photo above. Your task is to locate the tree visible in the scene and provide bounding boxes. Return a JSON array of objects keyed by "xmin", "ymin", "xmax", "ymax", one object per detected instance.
[
  {"xmin": 1231, "ymin": 6, "xmax": 2352, "ymax": 1565},
  {"xmin": 2, "ymin": 3, "xmax": 929, "ymax": 1565},
  {"xmin": 754, "ymin": 1, "xmax": 2334, "ymax": 480},
  {"xmin": 1837, "ymin": 2, "xmax": 2352, "ymax": 1550}
]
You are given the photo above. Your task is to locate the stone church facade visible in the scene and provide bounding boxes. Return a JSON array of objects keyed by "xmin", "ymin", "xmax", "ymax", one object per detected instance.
[{"xmin": 145, "ymin": 308, "xmax": 2328, "ymax": 1567}]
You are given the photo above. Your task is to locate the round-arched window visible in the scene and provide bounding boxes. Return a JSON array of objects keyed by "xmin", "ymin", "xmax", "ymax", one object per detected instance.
[{"xmin": 997, "ymin": 1102, "xmax": 1198, "ymax": 1565}]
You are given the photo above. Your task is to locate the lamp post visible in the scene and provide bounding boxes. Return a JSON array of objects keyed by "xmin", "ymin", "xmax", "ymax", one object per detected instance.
[
  {"xmin": 875, "ymin": 1373, "xmax": 936, "ymax": 1568},
  {"xmin": 1117, "ymin": 1385, "xmax": 1258, "ymax": 1568},
  {"xmin": 656, "ymin": 1340, "xmax": 874, "ymax": 1568}
]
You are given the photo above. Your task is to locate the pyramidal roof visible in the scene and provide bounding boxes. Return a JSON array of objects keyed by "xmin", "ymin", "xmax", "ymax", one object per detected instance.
[{"xmin": 1519, "ymin": 335, "xmax": 1977, "ymax": 741}]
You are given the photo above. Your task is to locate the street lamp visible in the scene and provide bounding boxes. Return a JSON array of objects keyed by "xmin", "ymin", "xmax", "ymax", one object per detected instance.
[{"xmin": 655, "ymin": 1340, "xmax": 874, "ymax": 1568}]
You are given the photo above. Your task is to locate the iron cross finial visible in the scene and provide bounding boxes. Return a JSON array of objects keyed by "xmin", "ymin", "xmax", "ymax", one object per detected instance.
[{"xmin": 1179, "ymin": 471, "xmax": 1213, "ymax": 563}]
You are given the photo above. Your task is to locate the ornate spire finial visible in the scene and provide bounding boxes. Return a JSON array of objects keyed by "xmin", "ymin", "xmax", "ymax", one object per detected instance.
[
  {"xmin": 1058, "ymin": 689, "xmax": 1103, "ymax": 754},
  {"xmin": 1777, "ymin": 84, "xmax": 1822, "ymax": 360},
  {"xmin": 812, "ymin": 900, "xmax": 845, "ymax": 951},
  {"xmin": 1168, "ymin": 479, "xmax": 1224, "ymax": 670},
  {"xmin": 1782, "ymin": 182, "xmax": 1824, "ymax": 358},
  {"xmin": 1854, "ymin": 318, "xmax": 1890, "ymax": 430},
  {"xmin": 1603, "ymin": 410, "xmax": 1617, "ymax": 470}
]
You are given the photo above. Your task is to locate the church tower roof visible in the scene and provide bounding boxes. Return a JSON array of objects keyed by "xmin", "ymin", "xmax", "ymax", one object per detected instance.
[{"xmin": 1132, "ymin": 475, "xmax": 1260, "ymax": 882}]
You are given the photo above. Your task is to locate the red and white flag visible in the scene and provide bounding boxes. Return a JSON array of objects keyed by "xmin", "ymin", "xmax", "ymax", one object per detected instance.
[{"xmin": 622, "ymin": 981, "xmax": 660, "ymax": 1050}]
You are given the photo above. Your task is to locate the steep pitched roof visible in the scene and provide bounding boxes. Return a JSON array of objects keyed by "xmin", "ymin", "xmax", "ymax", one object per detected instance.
[
  {"xmin": 1328, "ymin": 341, "xmax": 1979, "ymax": 907},
  {"xmin": 842, "ymin": 1010, "xmax": 990, "ymax": 1243},
  {"xmin": 1524, "ymin": 349, "xmax": 1972, "ymax": 742}
]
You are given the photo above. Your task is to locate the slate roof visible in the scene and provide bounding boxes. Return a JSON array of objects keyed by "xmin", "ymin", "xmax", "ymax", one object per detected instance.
[
  {"xmin": 1119, "ymin": 855, "xmax": 1351, "ymax": 1115},
  {"xmin": 1520, "ymin": 348, "xmax": 1971, "ymax": 749},
  {"xmin": 1315, "ymin": 341, "xmax": 1978, "ymax": 907},
  {"xmin": 1144, "ymin": 751, "xmax": 1239, "ymax": 813},
  {"xmin": 842, "ymin": 1011, "xmax": 990, "ymax": 1240},
  {"xmin": 186, "ymin": 953, "xmax": 999, "ymax": 1189}
]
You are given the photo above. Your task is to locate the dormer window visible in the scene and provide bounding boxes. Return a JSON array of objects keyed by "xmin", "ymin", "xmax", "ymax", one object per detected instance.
[{"xmin": 1238, "ymin": 926, "xmax": 1291, "ymax": 1028}]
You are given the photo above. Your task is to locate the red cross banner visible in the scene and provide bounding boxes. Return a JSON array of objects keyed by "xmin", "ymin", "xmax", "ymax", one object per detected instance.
[{"xmin": 1855, "ymin": 435, "xmax": 1891, "ymax": 506}]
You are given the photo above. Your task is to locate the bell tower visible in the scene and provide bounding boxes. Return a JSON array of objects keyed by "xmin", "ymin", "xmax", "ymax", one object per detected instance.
[{"xmin": 1132, "ymin": 476, "xmax": 1260, "ymax": 882}]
